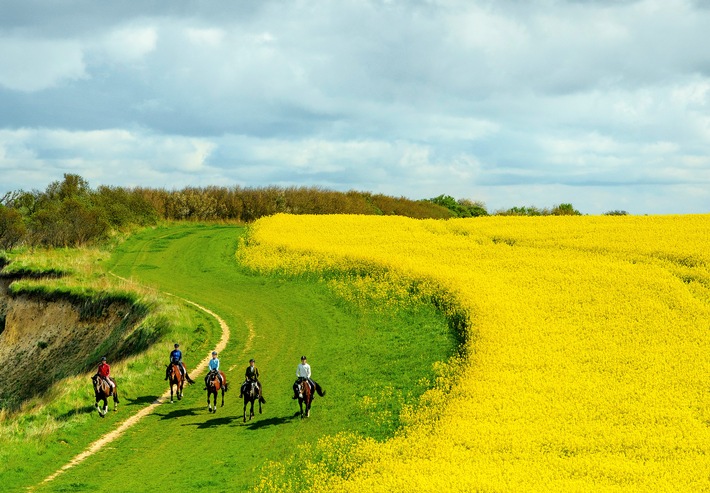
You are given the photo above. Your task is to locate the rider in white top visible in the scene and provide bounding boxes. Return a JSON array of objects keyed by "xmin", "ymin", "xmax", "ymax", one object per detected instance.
[
  {"xmin": 293, "ymin": 355, "xmax": 324, "ymax": 399},
  {"xmin": 297, "ymin": 359, "xmax": 311, "ymax": 379}
]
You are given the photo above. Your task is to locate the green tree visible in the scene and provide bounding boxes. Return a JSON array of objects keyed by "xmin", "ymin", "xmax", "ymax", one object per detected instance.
[
  {"xmin": 0, "ymin": 205, "xmax": 26, "ymax": 250},
  {"xmin": 550, "ymin": 203, "xmax": 581, "ymax": 216},
  {"xmin": 428, "ymin": 195, "xmax": 487, "ymax": 217}
]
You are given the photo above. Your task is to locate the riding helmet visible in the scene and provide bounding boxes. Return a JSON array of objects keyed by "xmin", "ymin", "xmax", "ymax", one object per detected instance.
[
  {"xmin": 301, "ymin": 355, "xmax": 307, "ymax": 360},
  {"xmin": 174, "ymin": 343, "xmax": 179, "ymax": 348},
  {"xmin": 249, "ymin": 358, "xmax": 255, "ymax": 363},
  {"xmin": 212, "ymin": 351, "xmax": 218, "ymax": 355},
  {"xmin": 101, "ymin": 356, "xmax": 107, "ymax": 361}
]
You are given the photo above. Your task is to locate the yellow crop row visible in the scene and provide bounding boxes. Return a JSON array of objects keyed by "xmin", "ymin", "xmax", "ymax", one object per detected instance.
[{"xmin": 239, "ymin": 214, "xmax": 710, "ymax": 492}]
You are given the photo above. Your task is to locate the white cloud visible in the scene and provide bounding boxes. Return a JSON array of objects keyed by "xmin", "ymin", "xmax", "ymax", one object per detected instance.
[
  {"xmin": 99, "ymin": 25, "xmax": 158, "ymax": 63},
  {"xmin": 0, "ymin": 37, "xmax": 86, "ymax": 91},
  {"xmin": 185, "ymin": 27, "xmax": 225, "ymax": 47},
  {"xmin": 0, "ymin": 128, "xmax": 216, "ymax": 185}
]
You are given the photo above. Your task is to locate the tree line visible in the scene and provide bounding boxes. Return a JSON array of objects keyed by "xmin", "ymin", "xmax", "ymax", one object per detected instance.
[
  {"xmin": 0, "ymin": 174, "xmax": 454, "ymax": 249},
  {"xmin": 1, "ymin": 174, "xmax": 604, "ymax": 251}
]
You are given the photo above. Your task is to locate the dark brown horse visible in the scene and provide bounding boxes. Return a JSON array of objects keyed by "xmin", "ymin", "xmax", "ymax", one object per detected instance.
[
  {"xmin": 241, "ymin": 380, "xmax": 263, "ymax": 422},
  {"xmin": 296, "ymin": 379, "xmax": 325, "ymax": 418},
  {"xmin": 297, "ymin": 379, "xmax": 313, "ymax": 418},
  {"xmin": 206, "ymin": 370, "xmax": 228, "ymax": 413},
  {"xmin": 92, "ymin": 374, "xmax": 119, "ymax": 417},
  {"xmin": 168, "ymin": 363, "xmax": 185, "ymax": 403}
]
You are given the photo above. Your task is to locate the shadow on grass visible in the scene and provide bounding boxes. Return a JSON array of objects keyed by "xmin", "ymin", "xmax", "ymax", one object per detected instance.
[
  {"xmin": 184, "ymin": 414, "xmax": 240, "ymax": 428},
  {"xmin": 155, "ymin": 407, "xmax": 202, "ymax": 420},
  {"xmin": 244, "ymin": 414, "xmax": 297, "ymax": 430},
  {"xmin": 56, "ymin": 405, "xmax": 96, "ymax": 421}
]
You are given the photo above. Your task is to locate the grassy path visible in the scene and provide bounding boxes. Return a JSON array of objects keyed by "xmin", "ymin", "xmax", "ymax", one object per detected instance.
[{"xmin": 30, "ymin": 223, "xmax": 453, "ymax": 492}]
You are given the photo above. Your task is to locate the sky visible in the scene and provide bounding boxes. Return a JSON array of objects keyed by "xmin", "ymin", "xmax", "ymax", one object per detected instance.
[{"xmin": 1, "ymin": 0, "xmax": 709, "ymax": 215}]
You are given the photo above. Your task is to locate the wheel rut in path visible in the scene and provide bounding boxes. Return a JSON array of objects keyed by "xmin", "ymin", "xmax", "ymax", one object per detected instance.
[{"xmin": 35, "ymin": 291, "xmax": 235, "ymax": 489}]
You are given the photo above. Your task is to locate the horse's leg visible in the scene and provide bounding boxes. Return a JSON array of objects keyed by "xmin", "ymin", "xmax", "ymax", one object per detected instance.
[
  {"xmin": 221, "ymin": 388, "xmax": 225, "ymax": 407},
  {"xmin": 258, "ymin": 397, "xmax": 262, "ymax": 415},
  {"xmin": 243, "ymin": 398, "xmax": 247, "ymax": 422},
  {"xmin": 113, "ymin": 388, "xmax": 119, "ymax": 411},
  {"xmin": 207, "ymin": 391, "xmax": 212, "ymax": 412}
]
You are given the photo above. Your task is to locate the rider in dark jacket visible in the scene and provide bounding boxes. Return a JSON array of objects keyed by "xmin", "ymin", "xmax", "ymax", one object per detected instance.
[{"xmin": 241, "ymin": 358, "xmax": 265, "ymax": 403}]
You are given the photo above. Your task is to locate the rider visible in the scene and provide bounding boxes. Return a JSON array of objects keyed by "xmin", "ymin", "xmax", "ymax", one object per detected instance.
[
  {"xmin": 240, "ymin": 358, "xmax": 265, "ymax": 403},
  {"xmin": 165, "ymin": 343, "xmax": 193, "ymax": 383},
  {"xmin": 204, "ymin": 351, "xmax": 225, "ymax": 389},
  {"xmin": 97, "ymin": 356, "xmax": 115, "ymax": 392},
  {"xmin": 292, "ymin": 355, "xmax": 322, "ymax": 399}
]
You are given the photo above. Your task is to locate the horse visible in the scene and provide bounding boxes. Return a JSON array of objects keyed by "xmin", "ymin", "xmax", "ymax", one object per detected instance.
[
  {"xmin": 241, "ymin": 380, "xmax": 263, "ymax": 422},
  {"xmin": 92, "ymin": 374, "xmax": 119, "ymax": 417},
  {"xmin": 296, "ymin": 378, "xmax": 325, "ymax": 418},
  {"xmin": 297, "ymin": 379, "xmax": 312, "ymax": 418},
  {"xmin": 167, "ymin": 363, "xmax": 185, "ymax": 403},
  {"xmin": 206, "ymin": 370, "xmax": 228, "ymax": 413}
]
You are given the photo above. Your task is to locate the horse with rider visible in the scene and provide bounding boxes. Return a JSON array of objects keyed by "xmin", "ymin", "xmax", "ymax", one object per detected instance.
[
  {"xmin": 92, "ymin": 356, "xmax": 119, "ymax": 417},
  {"xmin": 240, "ymin": 358, "xmax": 266, "ymax": 422}
]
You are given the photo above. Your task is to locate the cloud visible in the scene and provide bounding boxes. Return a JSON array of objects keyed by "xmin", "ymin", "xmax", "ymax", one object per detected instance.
[
  {"xmin": 0, "ymin": 0, "xmax": 709, "ymax": 214},
  {"xmin": 0, "ymin": 37, "xmax": 86, "ymax": 91},
  {"xmin": 98, "ymin": 25, "xmax": 158, "ymax": 64},
  {"xmin": 0, "ymin": 128, "xmax": 216, "ymax": 188}
]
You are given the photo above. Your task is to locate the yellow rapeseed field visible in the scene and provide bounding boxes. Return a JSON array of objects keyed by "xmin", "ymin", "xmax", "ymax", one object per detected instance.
[{"xmin": 239, "ymin": 214, "xmax": 710, "ymax": 492}]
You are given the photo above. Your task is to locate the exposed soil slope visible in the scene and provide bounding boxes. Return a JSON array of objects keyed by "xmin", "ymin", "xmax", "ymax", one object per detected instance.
[{"xmin": 0, "ymin": 277, "xmax": 144, "ymax": 409}]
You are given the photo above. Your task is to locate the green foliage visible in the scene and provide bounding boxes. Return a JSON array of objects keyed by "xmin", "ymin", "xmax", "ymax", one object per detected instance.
[
  {"xmin": 604, "ymin": 210, "xmax": 629, "ymax": 216},
  {"xmin": 0, "ymin": 205, "xmax": 25, "ymax": 250},
  {"xmin": 497, "ymin": 203, "xmax": 582, "ymax": 216},
  {"xmin": 550, "ymin": 203, "xmax": 582, "ymax": 216},
  {"xmin": 428, "ymin": 194, "xmax": 488, "ymax": 217},
  {"xmin": 3, "ymin": 174, "xmax": 157, "ymax": 248}
]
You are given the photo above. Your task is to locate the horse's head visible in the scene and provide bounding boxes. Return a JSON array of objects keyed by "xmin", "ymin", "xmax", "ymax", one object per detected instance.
[
  {"xmin": 92, "ymin": 375, "xmax": 106, "ymax": 395},
  {"xmin": 207, "ymin": 372, "xmax": 218, "ymax": 389}
]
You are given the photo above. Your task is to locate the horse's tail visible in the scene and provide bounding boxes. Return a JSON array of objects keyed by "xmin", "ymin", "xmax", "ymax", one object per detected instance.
[
  {"xmin": 186, "ymin": 375, "xmax": 195, "ymax": 384},
  {"xmin": 315, "ymin": 383, "xmax": 325, "ymax": 397}
]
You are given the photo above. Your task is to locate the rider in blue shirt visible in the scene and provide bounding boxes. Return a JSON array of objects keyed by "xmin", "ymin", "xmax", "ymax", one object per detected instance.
[
  {"xmin": 165, "ymin": 343, "xmax": 193, "ymax": 383},
  {"xmin": 204, "ymin": 351, "xmax": 225, "ymax": 389}
]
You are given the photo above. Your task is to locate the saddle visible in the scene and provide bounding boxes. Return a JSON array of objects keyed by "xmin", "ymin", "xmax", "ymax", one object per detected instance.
[{"xmin": 207, "ymin": 370, "xmax": 225, "ymax": 386}]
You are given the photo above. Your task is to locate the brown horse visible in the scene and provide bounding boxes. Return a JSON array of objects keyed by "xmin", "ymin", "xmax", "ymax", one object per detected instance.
[
  {"xmin": 168, "ymin": 363, "xmax": 185, "ymax": 403},
  {"xmin": 92, "ymin": 374, "xmax": 119, "ymax": 417},
  {"xmin": 297, "ymin": 379, "xmax": 313, "ymax": 418},
  {"xmin": 296, "ymin": 379, "xmax": 325, "ymax": 418},
  {"xmin": 241, "ymin": 380, "xmax": 263, "ymax": 422},
  {"xmin": 206, "ymin": 370, "xmax": 228, "ymax": 413}
]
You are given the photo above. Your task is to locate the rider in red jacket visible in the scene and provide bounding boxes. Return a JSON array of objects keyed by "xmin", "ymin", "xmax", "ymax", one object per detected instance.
[{"xmin": 97, "ymin": 357, "xmax": 115, "ymax": 391}]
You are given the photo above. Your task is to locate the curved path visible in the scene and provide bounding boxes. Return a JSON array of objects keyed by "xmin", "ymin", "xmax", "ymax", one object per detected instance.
[{"xmin": 38, "ymin": 293, "xmax": 232, "ymax": 486}]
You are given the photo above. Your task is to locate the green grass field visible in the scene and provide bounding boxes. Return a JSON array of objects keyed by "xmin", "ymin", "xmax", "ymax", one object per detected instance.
[{"xmin": 13, "ymin": 223, "xmax": 455, "ymax": 492}]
